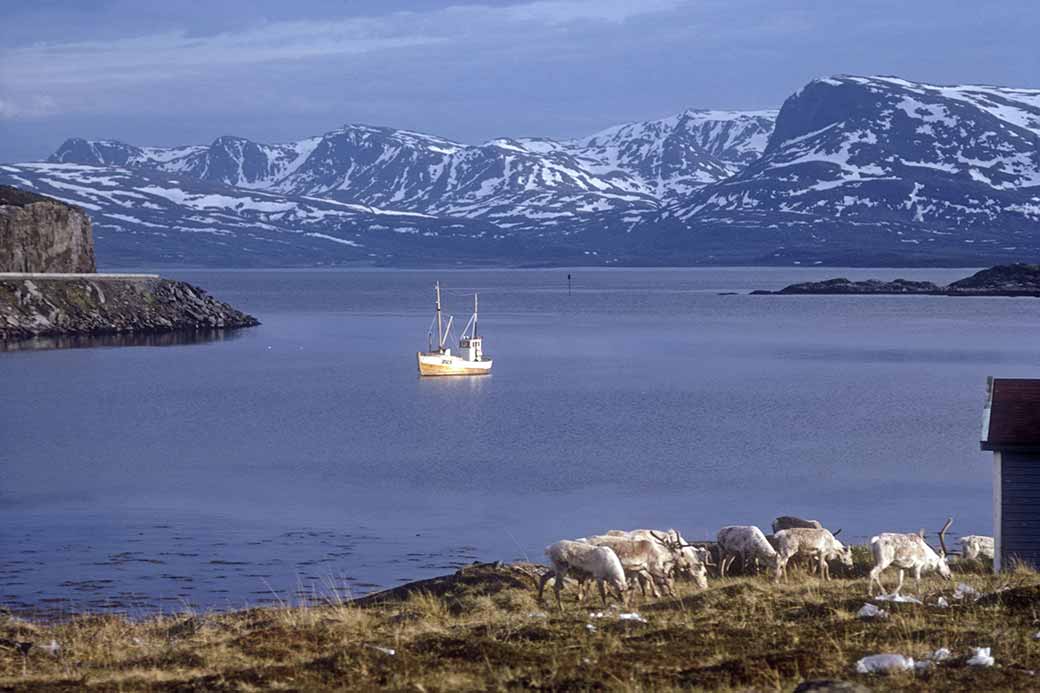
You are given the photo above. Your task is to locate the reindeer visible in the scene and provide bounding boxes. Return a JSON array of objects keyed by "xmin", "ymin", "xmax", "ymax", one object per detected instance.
[
  {"xmin": 868, "ymin": 518, "xmax": 953, "ymax": 596},
  {"xmin": 769, "ymin": 518, "xmax": 841, "ymax": 575},
  {"xmin": 772, "ymin": 516, "xmax": 823, "ymax": 533},
  {"xmin": 774, "ymin": 527, "xmax": 853, "ymax": 581},
  {"xmin": 606, "ymin": 528, "xmax": 711, "ymax": 589},
  {"xmin": 538, "ymin": 540, "xmax": 628, "ymax": 609},
  {"xmin": 958, "ymin": 535, "xmax": 995, "ymax": 561},
  {"xmin": 584, "ymin": 535, "xmax": 678, "ymax": 598},
  {"xmin": 716, "ymin": 526, "xmax": 780, "ymax": 578}
]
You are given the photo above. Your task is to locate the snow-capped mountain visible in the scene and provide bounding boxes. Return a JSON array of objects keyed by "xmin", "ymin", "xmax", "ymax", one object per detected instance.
[
  {"xmin": 15, "ymin": 77, "xmax": 1040, "ymax": 267},
  {"xmin": 644, "ymin": 76, "xmax": 1040, "ymax": 264},
  {"xmin": 48, "ymin": 110, "xmax": 776, "ymax": 238},
  {"xmin": 0, "ymin": 162, "xmax": 563, "ymax": 267}
]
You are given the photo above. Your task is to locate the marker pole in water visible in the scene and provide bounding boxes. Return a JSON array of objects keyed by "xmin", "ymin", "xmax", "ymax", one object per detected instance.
[{"xmin": 568, "ymin": 273, "xmax": 572, "ymax": 296}]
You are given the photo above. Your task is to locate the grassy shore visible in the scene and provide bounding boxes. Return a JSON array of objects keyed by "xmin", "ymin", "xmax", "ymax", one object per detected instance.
[{"xmin": 3, "ymin": 559, "xmax": 1039, "ymax": 691}]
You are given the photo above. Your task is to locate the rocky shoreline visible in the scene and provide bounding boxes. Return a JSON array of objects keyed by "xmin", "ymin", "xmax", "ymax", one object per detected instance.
[
  {"xmin": 753, "ymin": 264, "xmax": 1040, "ymax": 296},
  {"xmin": 0, "ymin": 275, "xmax": 259, "ymax": 342}
]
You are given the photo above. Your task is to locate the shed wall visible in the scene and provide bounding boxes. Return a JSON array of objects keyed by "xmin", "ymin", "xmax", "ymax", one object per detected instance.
[{"xmin": 1001, "ymin": 451, "xmax": 1040, "ymax": 569}]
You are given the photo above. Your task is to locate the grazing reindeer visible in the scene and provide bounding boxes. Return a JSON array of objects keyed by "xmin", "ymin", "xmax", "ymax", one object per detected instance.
[
  {"xmin": 538, "ymin": 540, "xmax": 627, "ymax": 609},
  {"xmin": 774, "ymin": 528, "xmax": 853, "ymax": 581},
  {"xmin": 607, "ymin": 529, "xmax": 711, "ymax": 590},
  {"xmin": 585, "ymin": 535, "xmax": 677, "ymax": 598},
  {"xmin": 716, "ymin": 526, "xmax": 780, "ymax": 578},
  {"xmin": 868, "ymin": 518, "xmax": 953, "ymax": 595},
  {"xmin": 958, "ymin": 535, "xmax": 995, "ymax": 561}
]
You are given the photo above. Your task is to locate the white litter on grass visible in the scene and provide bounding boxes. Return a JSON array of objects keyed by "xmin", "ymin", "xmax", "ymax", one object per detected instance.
[
  {"xmin": 873, "ymin": 593, "xmax": 923, "ymax": 604},
  {"xmin": 526, "ymin": 611, "xmax": 547, "ymax": 619},
  {"xmin": 585, "ymin": 623, "xmax": 596, "ymax": 632},
  {"xmin": 967, "ymin": 647, "xmax": 994, "ymax": 667},
  {"xmin": 936, "ymin": 597, "xmax": 949, "ymax": 608},
  {"xmin": 366, "ymin": 645, "xmax": 396, "ymax": 656},
  {"xmin": 42, "ymin": 640, "xmax": 60, "ymax": 656},
  {"xmin": 912, "ymin": 648, "xmax": 953, "ymax": 670},
  {"xmin": 590, "ymin": 611, "xmax": 647, "ymax": 623},
  {"xmin": 855, "ymin": 653, "xmax": 915, "ymax": 674},
  {"xmin": 954, "ymin": 582, "xmax": 981, "ymax": 601},
  {"xmin": 857, "ymin": 603, "xmax": 888, "ymax": 620}
]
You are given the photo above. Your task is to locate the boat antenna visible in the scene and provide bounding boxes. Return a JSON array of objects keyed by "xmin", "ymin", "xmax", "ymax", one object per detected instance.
[{"xmin": 435, "ymin": 281, "xmax": 444, "ymax": 351}]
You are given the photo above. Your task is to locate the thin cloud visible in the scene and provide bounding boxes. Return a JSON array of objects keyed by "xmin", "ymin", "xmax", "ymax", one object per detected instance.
[
  {"xmin": 0, "ymin": 95, "xmax": 58, "ymax": 120},
  {"xmin": 0, "ymin": 0, "xmax": 687, "ymax": 91}
]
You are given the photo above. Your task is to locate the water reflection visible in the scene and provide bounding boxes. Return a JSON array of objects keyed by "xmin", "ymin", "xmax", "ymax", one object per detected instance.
[{"xmin": 1, "ymin": 328, "xmax": 246, "ymax": 352}]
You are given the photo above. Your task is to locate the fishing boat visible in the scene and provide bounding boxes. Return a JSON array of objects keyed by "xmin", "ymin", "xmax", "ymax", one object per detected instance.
[{"xmin": 417, "ymin": 282, "xmax": 493, "ymax": 376}]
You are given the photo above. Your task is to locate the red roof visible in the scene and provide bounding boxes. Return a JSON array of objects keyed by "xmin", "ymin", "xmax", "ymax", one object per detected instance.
[{"xmin": 982, "ymin": 378, "xmax": 1040, "ymax": 450}]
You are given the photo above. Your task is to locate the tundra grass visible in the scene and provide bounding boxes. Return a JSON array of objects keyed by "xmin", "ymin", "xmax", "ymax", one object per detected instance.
[{"xmin": 2, "ymin": 561, "xmax": 1038, "ymax": 691}]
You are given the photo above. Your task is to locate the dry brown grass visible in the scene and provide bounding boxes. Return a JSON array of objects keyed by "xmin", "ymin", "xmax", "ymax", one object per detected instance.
[{"xmin": 3, "ymin": 560, "xmax": 1040, "ymax": 691}]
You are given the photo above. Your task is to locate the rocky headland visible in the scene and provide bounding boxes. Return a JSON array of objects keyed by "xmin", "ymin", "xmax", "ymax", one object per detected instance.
[
  {"xmin": 754, "ymin": 264, "xmax": 1040, "ymax": 296},
  {"xmin": 0, "ymin": 185, "xmax": 258, "ymax": 342},
  {"xmin": 0, "ymin": 275, "xmax": 259, "ymax": 341},
  {"xmin": 0, "ymin": 186, "xmax": 95, "ymax": 273}
]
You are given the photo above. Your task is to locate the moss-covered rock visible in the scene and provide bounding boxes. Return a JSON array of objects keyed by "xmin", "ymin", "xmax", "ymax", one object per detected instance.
[{"xmin": 0, "ymin": 276, "xmax": 259, "ymax": 341}]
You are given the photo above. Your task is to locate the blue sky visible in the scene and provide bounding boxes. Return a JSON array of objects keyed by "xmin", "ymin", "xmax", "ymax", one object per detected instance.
[{"xmin": 1, "ymin": 0, "xmax": 1037, "ymax": 162}]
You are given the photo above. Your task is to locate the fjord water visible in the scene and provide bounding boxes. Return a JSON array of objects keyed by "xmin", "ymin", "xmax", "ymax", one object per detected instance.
[{"xmin": 3, "ymin": 268, "xmax": 1038, "ymax": 615}]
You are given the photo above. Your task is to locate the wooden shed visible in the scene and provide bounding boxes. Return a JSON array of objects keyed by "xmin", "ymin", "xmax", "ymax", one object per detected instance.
[{"xmin": 981, "ymin": 377, "xmax": 1040, "ymax": 571}]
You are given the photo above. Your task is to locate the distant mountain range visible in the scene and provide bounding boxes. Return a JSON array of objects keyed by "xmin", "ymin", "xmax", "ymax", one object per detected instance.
[{"xmin": 2, "ymin": 75, "xmax": 1038, "ymax": 267}]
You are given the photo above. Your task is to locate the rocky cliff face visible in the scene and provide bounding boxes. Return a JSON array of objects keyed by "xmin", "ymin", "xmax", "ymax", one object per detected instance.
[
  {"xmin": 0, "ymin": 186, "xmax": 96, "ymax": 273},
  {"xmin": 0, "ymin": 276, "xmax": 260, "ymax": 341}
]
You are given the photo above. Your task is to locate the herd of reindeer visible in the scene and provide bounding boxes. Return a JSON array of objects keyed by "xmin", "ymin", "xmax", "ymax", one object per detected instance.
[{"xmin": 536, "ymin": 516, "xmax": 996, "ymax": 609}]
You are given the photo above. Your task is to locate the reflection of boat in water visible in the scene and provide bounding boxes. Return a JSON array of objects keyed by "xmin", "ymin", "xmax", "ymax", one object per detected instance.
[{"xmin": 417, "ymin": 282, "xmax": 493, "ymax": 377}]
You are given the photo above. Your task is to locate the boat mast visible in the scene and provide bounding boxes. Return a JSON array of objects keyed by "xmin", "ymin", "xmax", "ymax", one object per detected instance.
[
  {"xmin": 473, "ymin": 293, "xmax": 478, "ymax": 338},
  {"xmin": 435, "ymin": 282, "xmax": 444, "ymax": 351}
]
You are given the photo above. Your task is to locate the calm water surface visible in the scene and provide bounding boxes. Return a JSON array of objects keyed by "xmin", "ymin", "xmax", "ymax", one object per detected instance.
[{"xmin": 3, "ymin": 267, "xmax": 1039, "ymax": 616}]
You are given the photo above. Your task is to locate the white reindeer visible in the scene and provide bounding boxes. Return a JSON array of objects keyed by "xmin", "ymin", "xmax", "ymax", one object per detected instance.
[
  {"xmin": 606, "ymin": 528, "xmax": 710, "ymax": 590},
  {"xmin": 538, "ymin": 540, "xmax": 628, "ymax": 609},
  {"xmin": 774, "ymin": 527, "xmax": 853, "ymax": 581},
  {"xmin": 585, "ymin": 535, "xmax": 678, "ymax": 597},
  {"xmin": 958, "ymin": 535, "xmax": 994, "ymax": 561},
  {"xmin": 717, "ymin": 526, "xmax": 779, "ymax": 578},
  {"xmin": 868, "ymin": 519, "xmax": 953, "ymax": 596}
]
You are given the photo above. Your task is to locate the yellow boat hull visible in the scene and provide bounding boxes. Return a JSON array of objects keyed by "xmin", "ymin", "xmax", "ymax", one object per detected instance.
[{"xmin": 417, "ymin": 352, "xmax": 493, "ymax": 376}]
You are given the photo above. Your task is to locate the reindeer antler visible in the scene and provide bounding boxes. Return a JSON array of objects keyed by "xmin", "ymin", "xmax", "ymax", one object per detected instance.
[
  {"xmin": 938, "ymin": 517, "xmax": 953, "ymax": 557},
  {"xmin": 650, "ymin": 530, "xmax": 673, "ymax": 548}
]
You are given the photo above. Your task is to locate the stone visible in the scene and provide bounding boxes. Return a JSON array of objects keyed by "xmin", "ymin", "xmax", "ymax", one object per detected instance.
[{"xmin": 0, "ymin": 186, "xmax": 95, "ymax": 273}]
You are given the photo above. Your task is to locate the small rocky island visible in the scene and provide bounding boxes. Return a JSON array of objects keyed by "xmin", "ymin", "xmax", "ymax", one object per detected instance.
[
  {"xmin": 754, "ymin": 264, "xmax": 1040, "ymax": 297},
  {"xmin": 0, "ymin": 185, "xmax": 258, "ymax": 342}
]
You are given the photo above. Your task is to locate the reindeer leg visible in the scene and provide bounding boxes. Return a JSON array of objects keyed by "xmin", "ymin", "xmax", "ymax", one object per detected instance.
[
  {"xmin": 554, "ymin": 567, "xmax": 566, "ymax": 610},
  {"xmin": 643, "ymin": 569, "xmax": 660, "ymax": 598},
  {"xmin": 895, "ymin": 569, "xmax": 904, "ymax": 596},
  {"xmin": 537, "ymin": 570, "xmax": 553, "ymax": 603},
  {"xmin": 598, "ymin": 579, "xmax": 608, "ymax": 607},
  {"xmin": 868, "ymin": 567, "xmax": 881, "ymax": 596}
]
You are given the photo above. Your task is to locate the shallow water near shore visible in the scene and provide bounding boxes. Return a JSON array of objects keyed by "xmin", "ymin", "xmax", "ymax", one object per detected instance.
[{"xmin": 3, "ymin": 267, "xmax": 1039, "ymax": 618}]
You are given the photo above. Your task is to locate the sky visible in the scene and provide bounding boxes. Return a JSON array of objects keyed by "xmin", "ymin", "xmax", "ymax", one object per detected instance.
[{"xmin": 1, "ymin": 0, "xmax": 1037, "ymax": 162}]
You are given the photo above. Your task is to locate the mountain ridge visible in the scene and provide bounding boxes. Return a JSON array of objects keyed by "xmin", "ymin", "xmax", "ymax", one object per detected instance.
[{"xmin": 6, "ymin": 74, "xmax": 1040, "ymax": 267}]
